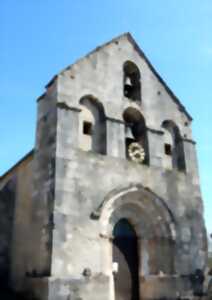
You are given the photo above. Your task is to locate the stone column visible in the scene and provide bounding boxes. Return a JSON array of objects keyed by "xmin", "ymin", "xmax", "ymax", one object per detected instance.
[
  {"xmin": 56, "ymin": 104, "xmax": 81, "ymax": 159},
  {"xmin": 146, "ymin": 128, "xmax": 164, "ymax": 168},
  {"xmin": 182, "ymin": 138, "xmax": 199, "ymax": 178},
  {"xmin": 106, "ymin": 117, "xmax": 125, "ymax": 159},
  {"xmin": 30, "ymin": 91, "xmax": 58, "ymax": 276}
]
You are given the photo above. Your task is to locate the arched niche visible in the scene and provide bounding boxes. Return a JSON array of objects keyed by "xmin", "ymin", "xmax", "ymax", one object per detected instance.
[
  {"xmin": 79, "ymin": 95, "xmax": 107, "ymax": 155},
  {"xmin": 123, "ymin": 61, "xmax": 141, "ymax": 103},
  {"xmin": 162, "ymin": 120, "xmax": 186, "ymax": 171},
  {"xmin": 123, "ymin": 107, "xmax": 149, "ymax": 164}
]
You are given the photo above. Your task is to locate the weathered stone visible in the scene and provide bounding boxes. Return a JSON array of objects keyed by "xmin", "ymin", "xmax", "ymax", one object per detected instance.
[{"xmin": 0, "ymin": 33, "xmax": 207, "ymax": 300}]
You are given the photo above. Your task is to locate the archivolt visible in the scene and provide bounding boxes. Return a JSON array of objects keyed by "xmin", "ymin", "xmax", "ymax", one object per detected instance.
[{"xmin": 94, "ymin": 184, "xmax": 176, "ymax": 241}]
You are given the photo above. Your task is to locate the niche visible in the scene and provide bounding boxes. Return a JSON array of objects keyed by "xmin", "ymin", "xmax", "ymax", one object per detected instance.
[
  {"xmin": 79, "ymin": 96, "xmax": 107, "ymax": 155},
  {"xmin": 162, "ymin": 120, "xmax": 186, "ymax": 171}
]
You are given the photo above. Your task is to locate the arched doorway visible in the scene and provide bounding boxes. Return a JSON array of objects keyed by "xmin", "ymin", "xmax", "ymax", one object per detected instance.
[
  {"xmin": 98, "ymin": 185, "xmax": 177, "ymax": 300},
  {"xmin": 112, "ymin": 219, "xmax": 139, "ymax": 300}
]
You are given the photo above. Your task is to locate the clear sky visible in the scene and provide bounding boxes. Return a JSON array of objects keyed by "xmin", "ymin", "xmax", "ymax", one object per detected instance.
[{"xmin": 0, "ymin": 1, "xmax": 211, "ymax": 233}]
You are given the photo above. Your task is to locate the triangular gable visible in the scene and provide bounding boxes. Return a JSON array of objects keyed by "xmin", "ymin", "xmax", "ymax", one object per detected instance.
[{"xmin": 43, "ymin": 32, "xmax": 192, "ymax": 121}]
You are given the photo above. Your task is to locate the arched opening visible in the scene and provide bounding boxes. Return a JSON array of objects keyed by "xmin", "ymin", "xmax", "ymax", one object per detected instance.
[
  {"xmin": 112, "ymin": 219, "xmax": 139, "ymax": 300},
  {"xmin": 79, "ymin": 96, "xmax": 107, "ymax": 154},
  {"xmin": 123, "ymin": 61, "xmax": 141, "ymax": 102},
  {"xmin": 162, "ymin": 120, "xmax": 186, "ymax": 171},
  {"xmin": 123, "ymin": 107, "xmax": 149, "ymax": 164},
  {"xmin": 100, "ymin": 186, "xmax": 177, "ymax": 300}
]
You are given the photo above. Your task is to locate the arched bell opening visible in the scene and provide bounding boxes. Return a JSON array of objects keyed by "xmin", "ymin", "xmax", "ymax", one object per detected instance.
[
  {"xmin": 123, "ymin": 61, "xmax": 141, "ymax": 103},
  {"xmin": 123, "ymin": 107, "xmax": 149, "ymax": 165},
  {"xmin": 112, "ymin": 218, "xmax": 140, "ymax": 300}
]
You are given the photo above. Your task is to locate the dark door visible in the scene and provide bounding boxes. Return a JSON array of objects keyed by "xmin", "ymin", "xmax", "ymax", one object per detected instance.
[{"xmin": 113, "ymin": 219, "xmax": 140, "ymax": 300}]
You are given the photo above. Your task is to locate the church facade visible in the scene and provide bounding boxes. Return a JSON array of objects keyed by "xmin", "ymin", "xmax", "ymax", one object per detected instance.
[{"xmin": 0, "ymin": 33, "xmax": 207, "ymax": 300}]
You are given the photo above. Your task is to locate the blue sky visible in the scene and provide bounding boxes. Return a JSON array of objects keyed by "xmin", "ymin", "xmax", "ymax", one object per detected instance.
[{"xmin": 0, "ymin": 1, "xmax": 211, "ymax": 233}]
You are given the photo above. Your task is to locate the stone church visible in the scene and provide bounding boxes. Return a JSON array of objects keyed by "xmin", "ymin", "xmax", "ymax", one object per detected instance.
[{"xmin": 0, "ymin": 33, "xmax": 208, "ymax": 300}]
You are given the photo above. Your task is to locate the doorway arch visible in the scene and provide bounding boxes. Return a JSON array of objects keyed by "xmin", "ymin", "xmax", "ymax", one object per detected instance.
[{"xmin": 98, "ymin": 185, "xmax": 177, "ymax": 300}]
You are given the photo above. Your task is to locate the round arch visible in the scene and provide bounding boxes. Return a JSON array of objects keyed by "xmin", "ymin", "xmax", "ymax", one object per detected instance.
[
  {"xmin": 79, "ymin": 95, "xmax": 107, "ymax": 154},
  {"xmin": 79, "ymin": 94, "xmax": 106, "ymax": 117},
  {"xmin": 99, "ymin": 184, "xmax": 176, "ymax": 239},
  {"xmin": 98, "ymin": 184, "xmax": 177, "ymax": 278}
]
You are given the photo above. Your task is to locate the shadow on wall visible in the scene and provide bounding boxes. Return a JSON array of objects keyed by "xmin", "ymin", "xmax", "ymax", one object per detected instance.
[{"xmin": 0, "ymin": 179, "xmax": 16, "ymax": 288}]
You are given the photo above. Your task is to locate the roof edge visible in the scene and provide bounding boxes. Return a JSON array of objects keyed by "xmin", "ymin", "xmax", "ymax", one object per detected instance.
[
  {"xmin": 0, "ymin": 149, "xmax": 34, "ymax": 182},
  {"xmin": 41, "ymin": 32, "xmax": 192, "ymax": 121},
  {"xmin": 44, "ymin": 33, "xmax": 130, "ymax": 91},
  {"xmin": 125, "ymin": 33, "xmax": 192, "ymax": 121}
]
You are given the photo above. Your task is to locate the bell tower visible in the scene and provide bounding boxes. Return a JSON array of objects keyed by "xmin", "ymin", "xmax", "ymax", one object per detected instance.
[{"xmin": 26, "ymin": 33, "xmax": 207, "ymax": 300}]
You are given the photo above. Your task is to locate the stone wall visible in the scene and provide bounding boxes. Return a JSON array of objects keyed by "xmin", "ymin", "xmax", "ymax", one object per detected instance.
[
  {"xmin": 0, "ymin": 178, "xmax": 16, "ymax": 287},
  {"xmin": 51, "ymin": 149, "xmax": 207, "ymax": 276},
  {"xmin": 0, "ymin": 153, "xmax": 33, "ymax": 291}
]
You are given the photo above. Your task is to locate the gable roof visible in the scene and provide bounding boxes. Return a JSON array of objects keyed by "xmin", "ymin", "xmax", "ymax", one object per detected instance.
[{"xmin": 43, "ymin": 32, "xmax": 192, "ymax": 121}]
